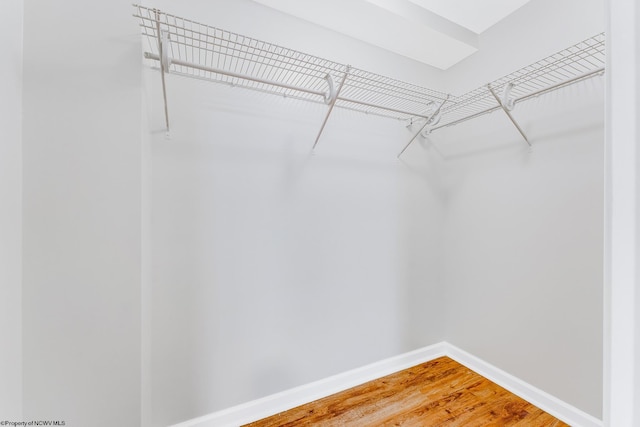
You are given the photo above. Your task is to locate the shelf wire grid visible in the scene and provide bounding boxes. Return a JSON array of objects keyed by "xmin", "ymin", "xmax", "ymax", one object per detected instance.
[
  {"xmin": 436, "ymin": 33, "xmax": 605, "ymax": 129},
  {"xmin": 134, "ymin": 6, "xmax": 604, "ymax": 130},
  {"xmin": 134, "ymin": 5, "xmax": 449, "ymax": 121}
]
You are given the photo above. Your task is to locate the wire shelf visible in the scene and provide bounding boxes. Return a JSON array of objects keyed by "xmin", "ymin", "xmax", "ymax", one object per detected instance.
[
  {"xmin": 436, "ymin": 33, "xmax": 605, "ymax": 130},
  {"xmin": 134, "ymin": 5, "xmax": 449, "ymax": 121},
  {"xmin": 134, "ymin": 5, "xmax": 605, "ymax": 154}
]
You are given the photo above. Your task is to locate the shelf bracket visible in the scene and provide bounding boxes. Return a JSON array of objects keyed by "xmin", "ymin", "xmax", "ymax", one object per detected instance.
[
  {"xmin": 501, "ymin": 82, "xmax": 516, "ymax": 111},
  {"xmin": 488, "ymin": 84, "xmax": 530, "ymax": 146},
  {"xmin": 323, "ymin": 74, "xmax": 336, "ymax": 105},
  {"xmin": 155, "ymin": 10, "xmax": 171, "ymax": 135},
  {"xmin": 397, "ymin": 95, "xmax": 449, "ymax": 158},
  {"xmin": 312, "ymin": 66, "xmax": 351, "ymax": 151}
]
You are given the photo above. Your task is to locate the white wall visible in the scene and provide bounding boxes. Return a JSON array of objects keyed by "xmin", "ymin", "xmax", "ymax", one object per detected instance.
[
  {"xmin": 139, "ymin": 3, "xmax": 448, "ymax": 425},
  {"xmin": 8, "ymin": 0, "xmax": 626, "ymax": 424},
  {"xmin": 139, "ymin": 1, "xmax": 605, "ymax": 424},
  {"xmin": 436, "ymin": 0, "xmax": 606, "ymax": 418},
  {"xmin": 144, "ymin": 65, "xmax": 446, "ymax": 425},
  {"xmin": 0, "ymin": 0, "xmax": 23, "ymax": 420},
  {"xmin": 444, "ymin": 0, "xmax": 605, "ymax": 93},
  {"xmin": 21, "ymin": 1, "xmax": 142, "ymax": 426},
  {"xmin": 604, "ymin": 0, "xmax": 640, "ymax": 425},
  {"xmin": 439, "ymin": 77, "xmax": 604, "ymax": 418},
  {"xmin": 397, "ymin": 138, "xmax": 448, "ymax": 351}
]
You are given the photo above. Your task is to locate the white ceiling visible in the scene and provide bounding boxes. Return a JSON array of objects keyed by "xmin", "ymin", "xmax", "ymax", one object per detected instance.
[
  {"xmin": 250, "ymin": 0, "xmax": 531, "ymax": 70},
  {"xmin": 406, "ymin": 0, "xmax": 532, "ymax": 34}
]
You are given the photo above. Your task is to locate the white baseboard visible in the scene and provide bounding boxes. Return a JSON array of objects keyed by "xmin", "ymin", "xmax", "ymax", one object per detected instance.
[
  {"xmin": 170, "ymin": 342, "xmax": 447, "ymax": 427},
  {"xmin": 443, "ymin": 343, "xmax": 603, "ymax": 427},
  {"xmin": 170, "ymin": 341, "xmax": 602, "ymax": 427}
]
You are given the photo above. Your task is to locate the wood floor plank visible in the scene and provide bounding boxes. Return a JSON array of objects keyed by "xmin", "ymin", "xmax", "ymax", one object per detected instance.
[{"xmin": 244, "ymin": 357, "xmax": 569, "ymax": 426}]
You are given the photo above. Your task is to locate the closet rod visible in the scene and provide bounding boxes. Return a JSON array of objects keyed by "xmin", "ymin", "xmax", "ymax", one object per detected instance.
[
  {"xmin": 337, "ymin": 97, "xmax": 435, "ymax": 120},
  {"xmin": 144, "ymin": 53, "xmax": 441, "ymax": 122},
  {"xmin": 512, "ymin": 67, "xmax": 604, "ymax": 104},
  {"xmin": 144, "ymin": 53, "xmax": 328, "ymax": 99}
]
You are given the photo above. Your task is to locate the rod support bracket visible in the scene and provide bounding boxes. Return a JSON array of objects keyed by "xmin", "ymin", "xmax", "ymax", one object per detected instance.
[
  {"xmin": 324, "ymin": 74, "xmax": 337, "ymax": 105},
  {"xmin": 160, "ymin": 30, "xmax": 172, "ymax": 71},
  {"xmin": 398, "ymin": 95, "xmax": 450, "ymax": 158},
  {"xmin": 155, "ymin": 9, "xmax": 170, "ymax": 132},
  {"xmin": 501, "ymin": 82, "xmax": 516, "ymax": 111},
  {"xmin": 312, "ymin": 65, "xmax": 351, "ymax": 150},
  {"xmin": 488, "ymin": 84, "xmax": 530, "ymax": 147}
]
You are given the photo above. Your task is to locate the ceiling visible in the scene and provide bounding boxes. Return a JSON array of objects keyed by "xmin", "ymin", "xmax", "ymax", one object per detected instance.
[
  {"xmin": 405, "ymin": 0, "xmax": 532, "ymax": 34},
  {"xmin": 250, "ymin": 0, "xmax": 531, "ymax": 70}
]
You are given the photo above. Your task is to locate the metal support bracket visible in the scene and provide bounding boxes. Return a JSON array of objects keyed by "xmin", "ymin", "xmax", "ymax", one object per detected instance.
[
  {"xmin": 501, "ymin": 82, "xmax": 516, "ymax": 111},
  {"xmin": 419, "ymin": 102, "xmax": 442, "ymax": 137},
  {"xmin": 397, "ymin": 96, "xmax": 449, "ymax": 158},
  {"xmin": 312, "ymin": 66, "xmax": 350, "ymax": 150},
  {"xmin": 488, "ymin": 84, "xmax": 530, "ymax": 146},
  {"xmin": 324, "ymin": 74, "xmax": 337, "ymax": 105},
  {"xmin": 155, "ymin": 10, "xmax": 171, "ymax": 135}
]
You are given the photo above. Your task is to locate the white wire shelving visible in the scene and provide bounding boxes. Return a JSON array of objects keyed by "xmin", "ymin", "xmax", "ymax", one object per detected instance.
[
  {"xmin": 434, "ymin": 33, "xmax": 605, "ymax": 145},
  {"xmin": 134, "ymin": 5, "xmax": 605, "ymax": 156}
]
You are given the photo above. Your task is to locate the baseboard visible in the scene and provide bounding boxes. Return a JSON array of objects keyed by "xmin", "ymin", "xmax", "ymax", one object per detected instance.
[
  {"xmin": 443, "ymin": 343, "xmax": 603, "ymax": 427},
  {"xmin": 170, "ymin": 341, "xmax": 603, "ymax": 427},
  {"xmin": 170, "ymin": 342, "xmax": 447, "ymax": 427}
]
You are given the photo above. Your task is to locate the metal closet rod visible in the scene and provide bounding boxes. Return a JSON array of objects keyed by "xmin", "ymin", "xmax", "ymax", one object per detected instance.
[
  {"xmin": 144, "ymin": 52, "xmax": 440, "ymax": 122},
  {"xmin": 145, "ymin": 52, "xmax": 327, "ymax": 98}
]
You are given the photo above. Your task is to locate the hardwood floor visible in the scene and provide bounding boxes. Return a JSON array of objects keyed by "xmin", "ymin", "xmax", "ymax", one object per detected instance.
[{"xmin": 244, "ymin": 356, "xmax": 568, "ymax": 426}]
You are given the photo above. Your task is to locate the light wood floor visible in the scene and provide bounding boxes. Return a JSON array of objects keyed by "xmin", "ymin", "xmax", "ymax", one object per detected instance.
[{"xmin": 244, "ymin": 356, "xmax": 569, "ymax": 426}]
